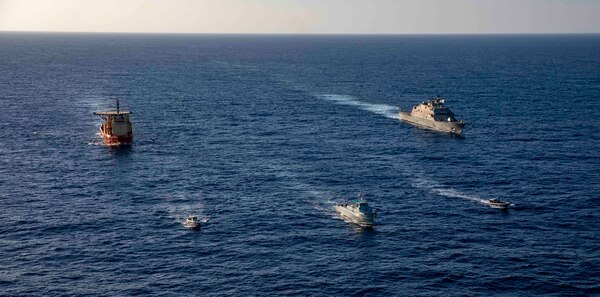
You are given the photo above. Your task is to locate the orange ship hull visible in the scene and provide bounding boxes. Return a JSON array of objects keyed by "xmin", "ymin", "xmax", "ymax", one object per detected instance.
[{"xmin": 99, "ymin": 127, "xmax": 132, "ymax": 146}]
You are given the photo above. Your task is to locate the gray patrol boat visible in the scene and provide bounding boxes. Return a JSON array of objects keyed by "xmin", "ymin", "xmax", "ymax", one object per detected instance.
[
  {"xmin": 334, "ymin": 193, "xmax": 377, "ymax": 227},
  {"xmin": 399, "ymin": 96, "xmax": 465, "ymax": 134}
]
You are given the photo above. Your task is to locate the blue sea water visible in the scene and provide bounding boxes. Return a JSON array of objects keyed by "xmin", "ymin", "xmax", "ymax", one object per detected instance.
[{"xmin": 0, "ymin": 33, "xmax": 599, "ymax": 296}]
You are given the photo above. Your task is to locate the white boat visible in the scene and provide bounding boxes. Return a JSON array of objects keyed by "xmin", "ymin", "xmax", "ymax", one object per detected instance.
[
  {"xmin": 182, "ymin": 215, "xmax": 200, "ymax": 229},
  {"xmin": 334, "ymin": 194, "xmax": 377, "ymax": 227},
  {"xmin": 488, "ymin": 198, "xmax": 510, "ymax": 209}
]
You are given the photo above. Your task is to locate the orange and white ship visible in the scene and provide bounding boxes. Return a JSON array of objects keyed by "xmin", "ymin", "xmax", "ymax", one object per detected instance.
[{"xmin": 94, "ymin": 99, "xmax": 133, "ymax": 146}]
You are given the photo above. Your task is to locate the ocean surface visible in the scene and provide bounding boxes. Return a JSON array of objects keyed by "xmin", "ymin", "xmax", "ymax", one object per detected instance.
[{"xmin": 0, "ymin": 33, "xmax": 599, "ymax": 296}]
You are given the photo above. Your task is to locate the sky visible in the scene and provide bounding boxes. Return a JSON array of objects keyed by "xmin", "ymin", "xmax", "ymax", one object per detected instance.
[{"xmin": 0, "ymin": 0, "xmax": 598, "ymax": 34}]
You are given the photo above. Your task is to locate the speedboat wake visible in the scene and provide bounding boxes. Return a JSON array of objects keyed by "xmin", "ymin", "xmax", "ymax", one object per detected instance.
[{"xmin": 411, "ymin": 177, "xmax": 510, "ymax": 208}]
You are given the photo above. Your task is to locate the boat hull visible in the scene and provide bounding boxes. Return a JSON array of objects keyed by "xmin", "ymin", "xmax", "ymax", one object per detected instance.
[
  {"xmin": 335, "ymin": 205, "xmax": 376, "ymax": 227},
  {"xmin": 399, "ymin": 112, "xmax": 464, "ymax": 135},
  {"xmin": 488, "ymin": 202, "xmax": 510, "ymax": 209},
  {"xmin": 99, "ymin": 128, "xmax": 132, "ymax": 146},
  {"xmin": 183, "ymin": 222, "xmax": 200, "ymax": 229}
]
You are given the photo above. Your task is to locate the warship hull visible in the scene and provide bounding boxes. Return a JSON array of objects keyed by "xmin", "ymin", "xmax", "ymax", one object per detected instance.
[{"xmin": 399, "ymin": 112, "xmax": 464, "ymax": 135}]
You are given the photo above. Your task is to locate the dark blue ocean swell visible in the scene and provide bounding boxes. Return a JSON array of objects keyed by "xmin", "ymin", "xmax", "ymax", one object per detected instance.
[{"xmin": 0, "ymin": 33, "xmax": 599, "ymax": 296}]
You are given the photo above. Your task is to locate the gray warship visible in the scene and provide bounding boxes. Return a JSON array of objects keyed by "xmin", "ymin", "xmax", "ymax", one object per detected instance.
[{"xmin": 398, "ymin": 96, "xmax": 465, "ymax": 134}]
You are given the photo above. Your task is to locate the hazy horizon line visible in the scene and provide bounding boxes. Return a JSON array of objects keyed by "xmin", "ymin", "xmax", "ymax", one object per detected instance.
[{"xmin": 1, "ymin": 30, "xmax": 599, "ymax": 36}]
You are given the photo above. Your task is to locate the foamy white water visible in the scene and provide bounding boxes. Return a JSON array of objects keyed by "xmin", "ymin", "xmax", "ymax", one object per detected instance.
[
  {"xmin": 260, "ymin": 160, "xmax": 341, "ymax": 216},
  {"xmin": 431, "ymin": 188, "xmax": 490, "ymax": 205},
  {"xmin": 162, "ymin": 194, "xmax": 207, "ymax": 223},
  {"xmin": 319, "ymin": 94, "xmax": 400, "ymax": 119},
  {"xmin": 411, "ymin": 177, "xmax": 491, "ymax": 206}
]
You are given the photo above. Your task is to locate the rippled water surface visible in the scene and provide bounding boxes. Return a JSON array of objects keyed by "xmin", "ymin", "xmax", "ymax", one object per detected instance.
[{"xmin": 1, "ymin": 33, "xmax": 599, "ymax": 296}]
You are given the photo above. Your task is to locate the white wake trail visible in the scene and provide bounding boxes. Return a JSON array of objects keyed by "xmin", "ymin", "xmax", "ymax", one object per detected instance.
[
  {"xmin": 411, "ymin": 177, "xmax": 491, "ymax": 205},
  {"xmin": 319, "ymin": 94, "xmax": 400, "ymax": 119},
  {"xmin": 259, "ymin": 161, "xmax": 338, "ymax": 217},
  {"xmin": 161, "ymin": 194, "xmax": 208, "ymax": 224},
  {"xmin": 431, "ymin": 188, "xmax": 490, "ymax": 205}
]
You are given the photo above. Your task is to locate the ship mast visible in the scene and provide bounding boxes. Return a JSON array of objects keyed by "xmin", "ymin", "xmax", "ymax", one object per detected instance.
[{"xmin": 116, "ymin": 98, "xmax": 120, "ymax": 114}]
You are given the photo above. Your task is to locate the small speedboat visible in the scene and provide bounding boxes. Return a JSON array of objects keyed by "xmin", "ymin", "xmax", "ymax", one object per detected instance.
[
  {"xmin": 182, "ymin": 215, "xmax": 200, "ymax": 229},
  {"xmin": 334, "ymin": 193, "xmax": 377, "ymax": 227},
  {"xmin": 488, "ymin": 198, "xmax": 510, "ymax": 209}
]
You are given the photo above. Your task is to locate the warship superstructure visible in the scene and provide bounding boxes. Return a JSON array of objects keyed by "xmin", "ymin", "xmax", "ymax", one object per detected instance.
[{"xmin": 399, "ymin": 96, "xmax": 465, "ymax": 134}]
